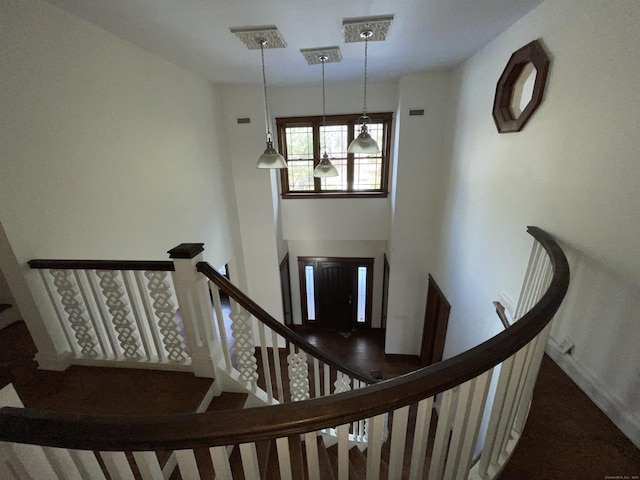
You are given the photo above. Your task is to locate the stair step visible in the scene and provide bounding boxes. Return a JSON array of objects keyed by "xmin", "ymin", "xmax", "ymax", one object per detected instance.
[
  {"xmin": 205, "ymin": 391, "xmax": 248, "ymax": 412},
  {"xmin": 0, "ymin": 304, "xmax": 11, "ymax": 313},
  {"xmin": 315, "ymin": 436, "xmax": 337, "ymax": 480},
  {"xmin": 326, "ymin": 444, "xmax": 362, "ymax": 480}
]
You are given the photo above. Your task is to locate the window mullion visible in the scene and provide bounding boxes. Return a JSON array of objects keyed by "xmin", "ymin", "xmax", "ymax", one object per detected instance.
[
  {"xmin": 313, "ymin": 122, "xmax": 321, "ymax": 190},
  {"xmin": 347, "ymin": 121, "xmax": 355, "ymax": 191}
]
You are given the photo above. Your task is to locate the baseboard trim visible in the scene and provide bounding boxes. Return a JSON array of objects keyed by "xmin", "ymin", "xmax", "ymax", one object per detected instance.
[
  {"xmin": 384, "ymin": 353, "xmax": 420, "ymax": 362},
  {"xmin": 546, "ymin": 340, "xmax": 640, "ymax": 448}
]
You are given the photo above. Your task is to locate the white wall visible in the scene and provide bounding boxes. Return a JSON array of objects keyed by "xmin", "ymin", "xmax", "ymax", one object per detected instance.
[
  {"xmin": 384, "ymin": 72, "xmax": 453, "ymax": 355},
  {"xmin": 221, "ymin": 84, "xmax": 284, "ymax": 320},
  {"xmin": 0, "ymin": 0, "xmax": 242, "ymax": 362},
  {"xmin": 435, "ymin": 0, "xmax": 640, "ymax": 446}
]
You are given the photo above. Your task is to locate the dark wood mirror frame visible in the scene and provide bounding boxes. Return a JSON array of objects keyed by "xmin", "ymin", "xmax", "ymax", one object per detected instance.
[{"xmin": 492, "ymin": 39, "xmax": 550, "ymax": 133}]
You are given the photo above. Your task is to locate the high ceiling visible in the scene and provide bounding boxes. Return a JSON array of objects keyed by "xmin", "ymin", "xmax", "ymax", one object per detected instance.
[{"xmin": 48, "ymin": 0, "xmax": 544, "ymax": 87}]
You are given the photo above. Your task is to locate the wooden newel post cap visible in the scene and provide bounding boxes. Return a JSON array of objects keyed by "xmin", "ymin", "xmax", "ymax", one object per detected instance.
[{"xmin": 167, "ymin": 243, "xmax": 205, "ymax": 259}]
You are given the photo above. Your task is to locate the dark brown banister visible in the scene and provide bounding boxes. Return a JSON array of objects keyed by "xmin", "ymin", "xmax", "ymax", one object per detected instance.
[
  {"xmin": 1, "ymin": 227, "xmax": 569, "ymax": 452},
  {"xmin": 196, "ymin": 262, "xmax": 373, "ymax": 385},
  {"xmin": 28, "ymin": 259, "xmax": 174, "ymax": 272}
]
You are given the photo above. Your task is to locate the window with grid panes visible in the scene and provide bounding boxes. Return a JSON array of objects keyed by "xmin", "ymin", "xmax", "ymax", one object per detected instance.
[{"xmin": 276, "ymin": 113, "xmax": 392, "ymax": 198}]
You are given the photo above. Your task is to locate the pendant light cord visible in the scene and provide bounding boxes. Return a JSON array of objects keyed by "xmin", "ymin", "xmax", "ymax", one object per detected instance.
[
  {"xmin": 260, "ymin": 41, "xmax": 272, "ymax": 140},
  {"xmin": 363, "ymin": 36, "xmax": 368, "ymax": 116},
  {"xmin": 321, "ymin": 57, "xmax": 327, "ymax": 155}
]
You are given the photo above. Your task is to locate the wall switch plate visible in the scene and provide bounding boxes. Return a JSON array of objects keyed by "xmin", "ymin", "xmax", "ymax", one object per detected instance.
[{"xmin": 558, "ymin": 336, "xmax": 575, "ymax": 354}]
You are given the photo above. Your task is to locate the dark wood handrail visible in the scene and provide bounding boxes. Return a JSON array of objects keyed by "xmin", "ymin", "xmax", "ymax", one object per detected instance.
[
  {"xmin": 197, "ymin": 262, "xmax": 374, "ymax": 385},
  {"xmin": 1, "ymin": 227, "xmax": 569, "ymax": 452},
  {"xmin": 28, "ymin": 259, "xmax": 174, "ymax": 272}
]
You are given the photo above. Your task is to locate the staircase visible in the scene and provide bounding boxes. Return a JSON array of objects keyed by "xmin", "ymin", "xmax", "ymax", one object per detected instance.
[{"xmin": 0, "ymin": 227, "xmax": 570, "ymax": 480}]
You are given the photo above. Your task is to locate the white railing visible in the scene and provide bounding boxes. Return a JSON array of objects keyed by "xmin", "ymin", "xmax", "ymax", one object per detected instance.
[
  {"xmin": 7, "ymin": 227, "xmax": 569, "ymax": 480},
  {"xmin": 28, "ymin": 259, "xmax": 191, "ymax": 371}
]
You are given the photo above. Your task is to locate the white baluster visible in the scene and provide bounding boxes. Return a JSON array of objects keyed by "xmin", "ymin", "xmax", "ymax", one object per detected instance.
[
  {"xmin": 50, "ymin": 269, "xmax": 98, "ymax": 358},
  {"xmin": 408, "ymin": 396, "xmax": 434, "ymax": 479},
  {"xmin": 365, "ymin": 414, "xmax": 385, "ymax": 480},
  {"xmin": 239, "ymin": 443, "xmax": 260, "ymax": 480},
  {"xmin": 175, "ymin": 449, "xmax": 201, "ymax": 480},
  {"xmin": 305, "ymin": 432, "xmax": 321, "ymax": 480},
  {"xmin": 100, "ymin": 452, "xmax": 135, "ymax": 480},
  {"xmin": 387, "ymin": 405, "xmax": 410, "ymax": 480},
  {"xmin": 132, "ymin": 451, "xmax": 163, "ymax": 480},
  {"xmin": 428, "ymin": 387, "xmax": 456, "ymax": 480},
  {"xmin": 96, "ymin": 270, "xmax": 141, "ymax": 360},
  {"xmin": 337, "ymin": 424, "xmax": 350, "ymax": 480},
  {"xmin": 333, "ymin": 372, "xmax": 351, "ymax": 394},
  {"xmin": 271, "ymin": 330, "xmax": 285, "ymax": 402},
  {"xmin": 210, "ymin": 446, "xmax": 233, "ymax": 480},
  {"xmin": 229, "ymin": 306, "xmax": 259, "ymax": 384},
  {"xmin": 287, "ymin": 345, "xmax": 310, "ymax": 402},
  {"xmin": 257, "ymin": 321, "xmax": 273, "ymax": 402},
  {"xmin": 145, "ymin": 271, "xmax": 188, "ymax": 363},
  {"xmin": 276, "ymin": 437, "xmax": 293, "ymax": 480}
]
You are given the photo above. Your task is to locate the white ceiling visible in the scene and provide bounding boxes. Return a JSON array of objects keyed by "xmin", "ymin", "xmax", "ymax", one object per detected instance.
[{"xmin": 48, "ymin": 0, "xmax": 543, "ymax": 87}]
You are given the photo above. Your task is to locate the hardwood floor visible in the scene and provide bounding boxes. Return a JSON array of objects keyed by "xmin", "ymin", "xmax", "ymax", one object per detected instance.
[{"xmin": 293, "ymin": 327, "xmax": 421, "ymax": 380}]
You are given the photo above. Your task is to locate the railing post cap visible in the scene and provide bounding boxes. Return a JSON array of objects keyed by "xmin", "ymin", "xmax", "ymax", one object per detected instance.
[{"xmin": 167, "ymin": 243, "xmax": 205, "ymax": 259}]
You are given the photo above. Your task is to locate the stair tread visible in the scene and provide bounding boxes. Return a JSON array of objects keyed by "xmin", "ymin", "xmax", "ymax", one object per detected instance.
[
  {"xmin": 315, "ymin": 436, "xmax": 336, "ymax": 480},
  {"xmin": 205, "ymin": 392, "xmax": 248, "ymax": 412}
]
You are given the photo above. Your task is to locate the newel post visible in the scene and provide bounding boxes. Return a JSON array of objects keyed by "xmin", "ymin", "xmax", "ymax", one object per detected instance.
[{"xmin": 168, "ymin": 243, "xmax": 217, "ymax": 378}]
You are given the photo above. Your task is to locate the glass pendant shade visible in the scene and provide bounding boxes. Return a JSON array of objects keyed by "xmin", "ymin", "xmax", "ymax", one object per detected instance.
[
  {"xmin": 257, "ymin": 138, "xmax": 288, "ymax": 169},
  {"xmin": 348, "ymin": 123, "xmax": 380, "ymax": 154},
  {"xmin": 256, "ymin": 38, "xmax": 287, "ymax": 169},
  {"xmin": 313, "ymin": 152, "xmax": 339, "ymax": 177}
]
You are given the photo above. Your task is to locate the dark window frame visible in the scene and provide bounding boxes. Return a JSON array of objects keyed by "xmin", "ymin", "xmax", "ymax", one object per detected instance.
[{"xmin": 276, "ymin": 112, "xmax": 393, "ymax": 199}]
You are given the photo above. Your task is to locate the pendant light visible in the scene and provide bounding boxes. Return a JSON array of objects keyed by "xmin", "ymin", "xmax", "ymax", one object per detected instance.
[
  {"xmin": 256, "ymin": 38, "xmax": 287, "ymax": 169},
  {"xmin": 313, "ymin": 55, "xmax": 339, "ymax": 178},
  {"xmin": 348, "ymin": 29, "xmax": 380, "ymax": 155}
]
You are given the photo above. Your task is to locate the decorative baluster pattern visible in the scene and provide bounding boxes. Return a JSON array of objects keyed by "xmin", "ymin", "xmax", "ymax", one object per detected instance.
[
  {"xmin": 144, "ymin": 271, "xmax": 188, "ymax": 363},
  {"xmin": 96, "ymin": 271, "xmax": 141, "ymax": 360},
  {"xmin": 50, "ymin": 269, "xmax": 98, "ymax": 358},
  {"xmin": 333, "ymin": 372, "xmax": 351, "ymax": 394},
  {"xmin": 287, "ymin": 346, "xmax": 310, "ymax": 402},
  {"xmin": 229, "ymin": 306, "xmax": 259, "ymax": 383}
]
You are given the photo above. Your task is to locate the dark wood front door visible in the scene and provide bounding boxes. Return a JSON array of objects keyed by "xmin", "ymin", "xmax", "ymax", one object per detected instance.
[
  {"xmin": 420, "ymin": 275, "xmax": 450, "ymax": 367},
  {"xmin": 317, "ymin": 262, "xmax": 355, "ymax": 331},
  {"xmin": 299, "ymin": 256, "xmax": 373, "ymax": 330}
]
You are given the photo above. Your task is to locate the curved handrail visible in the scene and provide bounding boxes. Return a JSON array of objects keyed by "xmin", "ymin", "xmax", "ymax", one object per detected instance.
[
  {"xmin": 197, "ymin": 262, "xmax": 374, "ymax": 385},
  {"xmin": 0, "ymin": 227, "xmax": 569, "ymax": 452}
]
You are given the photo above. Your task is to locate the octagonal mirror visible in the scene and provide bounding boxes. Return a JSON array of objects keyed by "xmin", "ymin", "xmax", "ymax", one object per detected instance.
[{"xmin": 493, "ymin": 40, "xmax": 550, "ymax": 133}]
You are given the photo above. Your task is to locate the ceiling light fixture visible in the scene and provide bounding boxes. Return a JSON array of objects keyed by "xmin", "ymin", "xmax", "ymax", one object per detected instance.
[
  {"xmin": 231, "ymin": 26, "xmax": 287, "ymax": 169},
  {"xmin": 348, "ymin": 30, "xmax": 379, "ymax": 154},
  {"xmin": 343, "ymin": 16, "xmax": 393, "ymax": 155},
  {"xmin": 314, "ymin": 55, "xmax": 339, "ymax": 177},
  {"xmin": 256, "ymin": 38, "xmax": 287, "ymax": 169}
]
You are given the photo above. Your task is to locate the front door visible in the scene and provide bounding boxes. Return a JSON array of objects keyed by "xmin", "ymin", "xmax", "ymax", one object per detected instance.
[
  {"xmin": 317, "ymin": 261, "xmax": 355, "ymax": 331},
  {"xmin": 298, "ymin": 257, "xmax": 373, "ymax": 331}
]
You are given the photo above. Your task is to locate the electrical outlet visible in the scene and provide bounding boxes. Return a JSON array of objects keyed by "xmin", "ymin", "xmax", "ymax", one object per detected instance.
[{"xmin": 558, "ymin": 336, "xmax": 574, "ymax": 354}]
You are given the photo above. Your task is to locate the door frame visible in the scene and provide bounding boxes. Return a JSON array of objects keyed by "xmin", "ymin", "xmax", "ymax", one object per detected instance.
[
  {"xmin": 279, "ymin": 253, "xmax": 293, "ymax": 326},
  {"xmin": 298, "ymin": 256, "xmax": 374, "ymax": 330},
  {"xmin": 420, "ymin": 274, "xmax": 451, "ymax": 367}
]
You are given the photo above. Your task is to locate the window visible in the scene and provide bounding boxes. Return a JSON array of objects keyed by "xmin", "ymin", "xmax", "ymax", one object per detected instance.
[{"xmin": 276, "ymin": 113, "xmax": 393, "ymax": 198}]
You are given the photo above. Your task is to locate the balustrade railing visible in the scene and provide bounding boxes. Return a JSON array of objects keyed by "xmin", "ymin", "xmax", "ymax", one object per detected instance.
[
  {"xmin": 5, "ymin": 227, "xmax": 569, "ymax": 480},
  {"xmin": 27, "ymin": 259, "xmax": 190, "ymax": 370}
]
